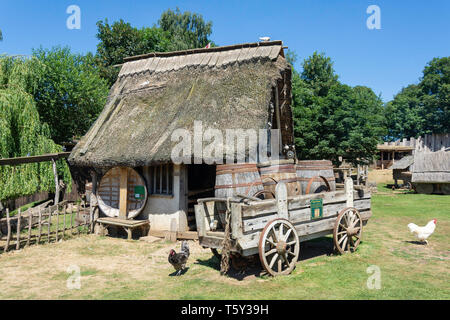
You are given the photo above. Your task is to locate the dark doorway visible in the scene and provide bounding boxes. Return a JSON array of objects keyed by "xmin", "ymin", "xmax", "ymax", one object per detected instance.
[{"xmin": 186, "ymin": 164, "xmax": 216, "ymax": 231}]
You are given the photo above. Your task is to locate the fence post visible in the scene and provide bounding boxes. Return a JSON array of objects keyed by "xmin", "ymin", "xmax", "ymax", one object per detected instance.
[
  {"xmin": 47, "ymin": 207, "xmax": 52, "ymax": 243},
  {"xmin": 26, "ymin": 210, "xmax": 32, "ymax": 247},
  {"xmin": 55, "ymin": 204, "xmax": 60, "ymax": 242},
  {"xmin": 4, "ymin": 208, "xmax": 11, "ymax": 252},
  {"xmin": 16, "ymin": 208, "xmax": 21, "ymax": 250},
  {"xmin": 52, "ymin": 158, "xmax": 60, "ymax": 205},
  {"xmin": 77, "ymin": 197, "xmax": 80, "ymax": 235},
  {"xmin": 37, "ymin": 207, "xmax": 42, "ymax": 244},
  {"xmin": 63, "ymin": 203, "xmax": 67, "ymax": 240},
  {"xmin": 70, "ymin": 203, "xmax": 74, "ymax": 235}
]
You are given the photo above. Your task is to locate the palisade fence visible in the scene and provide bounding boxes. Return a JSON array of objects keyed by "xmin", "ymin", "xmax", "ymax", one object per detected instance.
[
  {"xmin": 0, "ymin": 199, "xmax": 93, "ymax": 253},
  {"xmin": 0, "ymin": 152, "xmax": 95, "ymax": 254}
]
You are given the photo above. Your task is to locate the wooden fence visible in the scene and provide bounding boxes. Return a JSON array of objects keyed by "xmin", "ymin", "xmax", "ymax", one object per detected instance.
[{"xmin": 0, "ymin": 199, "xmax": 93, "ymax": 253}]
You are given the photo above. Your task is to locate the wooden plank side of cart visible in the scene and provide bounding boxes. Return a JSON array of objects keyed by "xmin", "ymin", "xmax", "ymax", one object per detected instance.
[{"xmin": 238, "ymin": 189, "xmax": 371, "ymax": 256}]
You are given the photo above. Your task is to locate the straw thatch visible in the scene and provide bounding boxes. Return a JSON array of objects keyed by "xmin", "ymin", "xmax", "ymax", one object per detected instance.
[
  {"xmin": 412, "ymin": 150, "xmax": 450, "ymax": 183},
  {"xmin": 69, "ymin": 41, "xmax": 290, "ymax": 168}
]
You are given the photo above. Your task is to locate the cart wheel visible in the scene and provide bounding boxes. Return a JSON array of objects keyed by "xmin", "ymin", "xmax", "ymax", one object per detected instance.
[
  {"xmin": 258, "ymin": 219, "xmax": 300, "ymax": 276},
  {"xmin": 333, "ymin": 207, "xmax": 362, "ymax": 254}
]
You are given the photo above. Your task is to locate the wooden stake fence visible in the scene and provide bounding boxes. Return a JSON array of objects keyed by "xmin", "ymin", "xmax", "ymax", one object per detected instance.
[{"xmin": 0, "ymin": 200, "xmax": 93, "ymax": 253}]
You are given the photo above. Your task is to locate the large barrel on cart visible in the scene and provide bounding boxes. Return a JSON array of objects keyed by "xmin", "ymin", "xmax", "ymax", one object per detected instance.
[
  {"xmin": 296, "ymin": 160, "xmax": 336, "ymax": 194},
  {"xmin": 214, "ymin": 163, "xmax": 264, "ymax": 198},
  {"xmin": 258, "ymin": 160, "xmax": 302, "ymax": 199}
]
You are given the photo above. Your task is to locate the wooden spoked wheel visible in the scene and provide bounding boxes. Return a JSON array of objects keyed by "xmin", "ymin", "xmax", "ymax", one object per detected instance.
[
  {"xmin": 333, "ymin": 207, "xmax": 363, "ymax": 254},
  {"xmin": 258, "ymin": 219, "xmax": 300, "ymax": 276}
]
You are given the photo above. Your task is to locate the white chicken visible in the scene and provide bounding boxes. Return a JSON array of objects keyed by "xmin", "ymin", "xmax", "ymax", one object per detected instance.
[{"xmin": 407, "ymin": 219, "xmax": 437, "ymax": 244}]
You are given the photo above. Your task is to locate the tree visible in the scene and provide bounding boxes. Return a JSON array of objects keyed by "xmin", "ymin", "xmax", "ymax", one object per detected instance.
[
  {"xmin": 32, "ymin": 47, "xmax": 109, "ymax": 144},
  {"xmin": 292, "ymin": 52, "xmax": 386, "ymax": 165},
  {"xmin": 300, "ymin": 51, "xmax": 338, "ymax": 97},
  {"xmin": 386, "ymin": 56, "xmax": 450, "ymax": 140},
  {"xmin": 419, "ymin": 57, "xmax": 449, "ymax": 134},
  {"xmin": 0, "ymin": 56, "xmax": 71, "ymax": 202},
  {"xmin": 158, "ymin": 7, "xmax": 213, "ymax": 51},
  {"xmin": 385, "ymin": 85, "xmax": 424, "ymax": 139},
  {"xmin": 95, "ymin": 19, "xmax": 171, "ymax": 85},
  {"xmin": 95, "ymin": 8, "xmax": 214, "ymax": 85}
]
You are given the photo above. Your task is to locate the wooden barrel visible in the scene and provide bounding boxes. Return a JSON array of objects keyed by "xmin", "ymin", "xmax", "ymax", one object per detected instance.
[
  {"xmin": 97, "ymin": 167, "xmax": 147, "ymax": 218},
  {"xmin": 296, "ymin": 160, "xmax": 336, "ymax": 194},
  {"xmin": 215, "ymin": 163, "xmax": 264, "ymax": 199},
  {"xmin": 258, "ymin": 160, "xmax": 302, "ymax": 199}
]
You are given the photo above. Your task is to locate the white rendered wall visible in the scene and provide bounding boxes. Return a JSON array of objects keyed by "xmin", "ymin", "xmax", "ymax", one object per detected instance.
[{"xmin": 140, "ymin": 164, "xmax": 188, "ymax": 232}]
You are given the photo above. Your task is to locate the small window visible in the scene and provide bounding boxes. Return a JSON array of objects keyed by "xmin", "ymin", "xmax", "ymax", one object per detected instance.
[{"xmin": 149, "ymin": 164, "xmax": 173, "ymax": 195}]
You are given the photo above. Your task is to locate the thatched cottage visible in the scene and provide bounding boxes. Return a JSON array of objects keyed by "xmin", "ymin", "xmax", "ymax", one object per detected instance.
[{"xmin": 68, "ymin": 41, "xmax": 295, "ymax": 235}]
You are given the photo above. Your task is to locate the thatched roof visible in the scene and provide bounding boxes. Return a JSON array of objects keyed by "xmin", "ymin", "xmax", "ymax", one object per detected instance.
[
  {"xmin": 389, "ymin": 155, "xmax": 414, "ymax": 170},
  {"xmin": 69, "ymin": 41, "xmax": 289, "ymax": 168},
  {"xmin": 412, "ymin": 150, "xmax": 450, "ymax": 183}
]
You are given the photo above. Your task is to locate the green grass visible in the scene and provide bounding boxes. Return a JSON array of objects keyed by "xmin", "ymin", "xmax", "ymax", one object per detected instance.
[{"xmin": 0, "ymin": 185, "xmax": 448, "ymax": 300}]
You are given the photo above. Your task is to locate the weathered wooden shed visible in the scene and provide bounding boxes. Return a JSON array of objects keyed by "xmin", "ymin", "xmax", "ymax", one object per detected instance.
[
  {"xmin": 68, "ymin": 41, "xmax": 295, "ymax": 237},
  {"xmin": 390, "ymin": 155, "xmax": 414, "ymax": 188},
  {"xmin": 412, "ymin": 149, "xmax": 450, "ymax": 194}
]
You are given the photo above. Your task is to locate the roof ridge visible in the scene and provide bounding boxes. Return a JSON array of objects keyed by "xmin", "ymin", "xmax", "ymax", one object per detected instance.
[{"xmin": 123, "ymin": 40, "xmax": 284, "ymax": 63}]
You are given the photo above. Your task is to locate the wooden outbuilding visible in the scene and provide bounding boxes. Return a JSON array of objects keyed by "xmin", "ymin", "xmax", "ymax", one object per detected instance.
[
  {"xmin": 412, "ymin": 149, "xmax": 450, "ymax": 194},
  {"xmin": 68, "ymin": 41, "xmax": 295, "ymax": 238},
  {"xmin": 389, "ymin": 155, "xmax": 414, "ymax": 188}
]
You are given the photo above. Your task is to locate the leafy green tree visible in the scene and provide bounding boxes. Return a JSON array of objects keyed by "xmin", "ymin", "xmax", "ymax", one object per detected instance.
[
  {"xmin": 300, "ymin": 51, "xmax": 338, "ymax": 96},
  {"xmin": 292, "ymin": 52, "xmax": 385, "ymax": 165},
  {"xmin": 158, "ymin": 7, "xmax": 213, "ymax": 51},
  {"xmin": 95, "ymin": 8, "xmax": 214, "ymax": 86},
  {"xmin": 32, "ymin": 47, "xmax": 109, "ymax": 144},
  {"xmin": 386, "ymin": 56, "xmax": 449, "ymax": 140},
  {"xmin": 0, "ymin": 56, "xmax": 71, "ymax": 202},
  {"xmin": 95, "ymin": 19, "xmax": 171, "ymax": 85},
  {"xmin": 385, "ymin": 85, "xmax": 424, "ymax": 139},
  {"xmin": 419, "ymin": 57, "xmax": 449, "ymax": 134}
]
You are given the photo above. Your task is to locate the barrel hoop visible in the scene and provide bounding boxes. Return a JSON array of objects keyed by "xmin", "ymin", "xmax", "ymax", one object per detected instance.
[
  {"xmin": 260, "ymin": 169, "xmax": 296, "ymax": 175},
  {"xmin": 262, "ymin": 177, "xmax": 300, "ymax": 186},
  {"xmin": 216, "ymin": 163, "xmax": 258, "ymax": 170},
  {"xmin": 297, "ymin": 177, "xmax": 336, "ymax": 181},
  {"xmin": 216, "ymin": 168, "xmax": 259, "ymax": 175},
  {"xmin": 257, "ymin": 159, "xmax": 295, "ymax": 167},
  {"xmin": 296, "ymin": 167, "xmax": 334, "ymax": 170},
  {"xmin": 214, "ymin": 181, "xmax": 263, "ymax": 189},
  {"xmin": 296, "ymin": 160, "xmax": 332, "ymax": 165},
  {"xmin": 305, "ymin": 176, "xmax": 331, "ymax": 194}
]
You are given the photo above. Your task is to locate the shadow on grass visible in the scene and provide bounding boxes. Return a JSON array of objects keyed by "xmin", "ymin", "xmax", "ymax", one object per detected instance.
[
  {"xmin": 404, "ymin": 240, "xmax": 427, "ymax": 245},
  {"xmin": 169, "ymin": 267, "xmax": 190, "ymax": 277},
  {"xmin": 299, "ymin": 237, "xmax": 334, "ymax": 261},
  {"xmin": 195, "ymin": 237, "xmax": 336, "ymax": 280}
]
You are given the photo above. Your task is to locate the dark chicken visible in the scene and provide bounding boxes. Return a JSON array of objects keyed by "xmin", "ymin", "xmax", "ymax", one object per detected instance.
[{"xmin": 168, "ymin": 241, "xmax": 190, "ymax": 275}]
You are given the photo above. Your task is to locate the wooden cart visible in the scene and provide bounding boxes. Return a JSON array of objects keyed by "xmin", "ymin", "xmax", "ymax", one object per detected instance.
[{"xmin": 194, "ymin": 178, "xmax": 372, "ymax": 276}]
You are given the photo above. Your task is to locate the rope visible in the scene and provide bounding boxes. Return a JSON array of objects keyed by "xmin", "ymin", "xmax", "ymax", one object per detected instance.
[{"xmin": 220, "ymin": 197, "xmax": 233, "ymax": 275}]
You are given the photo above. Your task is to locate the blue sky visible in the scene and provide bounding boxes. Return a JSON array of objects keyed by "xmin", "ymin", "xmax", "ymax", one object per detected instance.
[{"xmin": 0, "ymin": 0, "xmax": 449, "ymax": 102}]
